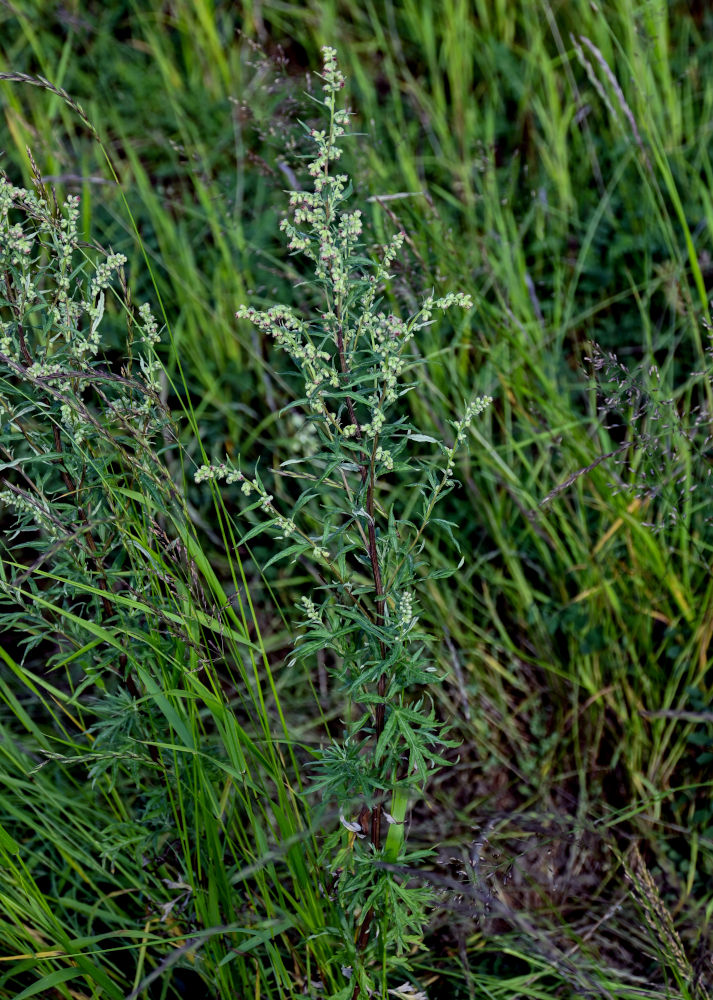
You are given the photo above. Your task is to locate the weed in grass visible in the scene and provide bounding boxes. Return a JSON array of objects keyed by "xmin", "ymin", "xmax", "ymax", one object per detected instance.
[
  {"xmin": 0, "ymin": 138, "xmax": 339, "ymax": 999},
  {"xmin": 0, "ymin": 156, "xmax": 166, "ymax": 704},
  {"xmin": 197, "ymin": 46, "xmax": 491, "ymax": 998}
]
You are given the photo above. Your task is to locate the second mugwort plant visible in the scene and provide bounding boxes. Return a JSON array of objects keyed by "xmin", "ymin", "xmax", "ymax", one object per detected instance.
[{"xmin": 196, "ymin": 46, "xmax": 491, "ymax": 997}]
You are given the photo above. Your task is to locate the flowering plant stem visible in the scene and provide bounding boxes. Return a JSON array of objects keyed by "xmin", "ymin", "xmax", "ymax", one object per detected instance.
[{"xmin": 197, "ymin": 46, "xmax": 491, "ymax": 998}]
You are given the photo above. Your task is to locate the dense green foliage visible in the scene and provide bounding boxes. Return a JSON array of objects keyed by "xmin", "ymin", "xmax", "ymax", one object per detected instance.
[{"xmin": 1, "ymin": 2, "xmax": 713, "ymax": 998}]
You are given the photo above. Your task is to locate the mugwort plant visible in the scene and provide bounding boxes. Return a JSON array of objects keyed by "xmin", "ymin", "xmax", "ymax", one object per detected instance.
[
  {"xmin": 0, "ymin": 159, "xmax": 167, "ymax": 704},
  {"xmin": 196, "ymin": 47, "xmax": 491, "ymax": 997}
]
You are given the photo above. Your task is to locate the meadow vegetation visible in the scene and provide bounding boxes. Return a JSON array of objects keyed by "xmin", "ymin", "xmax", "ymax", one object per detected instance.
[{"xmin": 1, "ymin": 2, "xmax": 713, "ymax": 998}]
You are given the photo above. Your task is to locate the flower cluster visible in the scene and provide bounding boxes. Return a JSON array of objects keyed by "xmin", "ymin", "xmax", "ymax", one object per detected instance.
[
  {"xmin": 320, "ymin": 45, "xmax": 345, "ymax": 95},
  {"xmin": 300, "ymin": 595, "xmax": 323, "ymax": 626},
  {"xmin": 0, "ymin": 488, "xmax": 62, "ymax": 539},
  {"xmin": 443, "ymin": 396, "xmax": 493, "ymax": 480},
  {"xmin": 235, "ymin": 303, "xmax": 338, "ymax": 414},
  {"xmin": 375, "ymin": 445, "xmax": 394, "ymax": 472},
  {"xmin": 233, "ymin": 49, "xmax": 479, "ymax": 454},
  {"xmin": 394, "ymin": 590, "xmax": 417, "ymax": 637},
  {"xmin": 194, "ymin": 462, "xmax": 244, "ymax": 485},
  {"xmin": 0, "ymin": 176, "xmax": 164, "ymax": 444},
  {"xmin": 0, "ymin": 179, "xmax": 39, "ymax": 267},
  {"xmin": 194, "ymin": 460, "xmax": 299, "ymax": 538}
]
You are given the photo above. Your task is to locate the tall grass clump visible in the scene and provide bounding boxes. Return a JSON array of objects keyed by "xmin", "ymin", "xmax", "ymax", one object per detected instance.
[{"xmin": 196, "ymin": 46, "xmax": 490, "ymax": 997}]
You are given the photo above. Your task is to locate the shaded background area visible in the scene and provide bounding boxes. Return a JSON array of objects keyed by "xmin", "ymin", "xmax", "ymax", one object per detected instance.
[{"xmin": 2, "ymin": 1, "xmax": 713, "ymax": 997}]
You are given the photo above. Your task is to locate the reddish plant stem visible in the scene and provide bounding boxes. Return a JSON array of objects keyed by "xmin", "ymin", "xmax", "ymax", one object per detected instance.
[{"xmin": 336, "ymin": 323, "xmax": 388, "ymax": 984}]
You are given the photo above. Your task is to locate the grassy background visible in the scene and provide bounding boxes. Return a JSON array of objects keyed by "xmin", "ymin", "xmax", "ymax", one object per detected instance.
[{"xmin": 1, "ymin": 1, "xmax": 713, "ymax": 997}]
